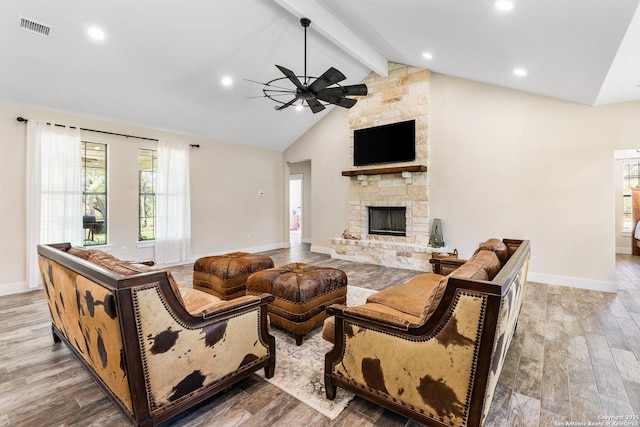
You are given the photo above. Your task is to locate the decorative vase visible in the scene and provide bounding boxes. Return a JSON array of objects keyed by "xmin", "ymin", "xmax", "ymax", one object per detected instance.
[{"xmin": 429, "ymin": 218, "xmax": 445, "ymax": 248}]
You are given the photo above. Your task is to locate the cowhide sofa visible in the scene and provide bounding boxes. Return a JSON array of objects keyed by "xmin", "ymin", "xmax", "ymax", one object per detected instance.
[
  {"xmin": 37, "ymin": 243, "xmax": 275, "ymax": 426},
  {"xmin": 323, "ymin": 238, "xmax": 530, "ymax": 427}
]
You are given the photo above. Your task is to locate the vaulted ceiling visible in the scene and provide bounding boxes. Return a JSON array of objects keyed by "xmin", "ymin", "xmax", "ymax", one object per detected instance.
[{"xmin": 2, "ymin": 0, "xmax": 639, "ymax": 151}]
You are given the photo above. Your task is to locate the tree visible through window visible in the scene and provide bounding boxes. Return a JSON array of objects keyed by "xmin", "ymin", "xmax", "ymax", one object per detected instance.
[
  {"xmin": 139, "ymin": 149, "xmax": 157, "ymax": 241},
  {"xmin": 623, "ymin": 160, "xmax": 640, "ymax": 231},
  {"xmin": 82, "ymin": 141, "xmax": 107, "ymax": 245}
]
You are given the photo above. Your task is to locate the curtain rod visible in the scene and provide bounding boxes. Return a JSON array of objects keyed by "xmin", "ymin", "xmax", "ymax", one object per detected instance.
[{"xmin": 16, "ymin": 117, "xmax": 200, "ymax": 148}]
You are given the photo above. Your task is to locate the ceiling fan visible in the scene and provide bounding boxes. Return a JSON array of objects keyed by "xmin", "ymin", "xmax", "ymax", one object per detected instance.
[{"xmin": 248, "ymin": 18, "xmax": 368, "ymax": 114}]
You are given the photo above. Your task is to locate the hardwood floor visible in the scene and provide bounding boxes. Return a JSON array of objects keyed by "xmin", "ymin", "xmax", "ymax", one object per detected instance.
[{"xmin": 1, "ymin": 246, "xmax": 638, "ymax": 426}]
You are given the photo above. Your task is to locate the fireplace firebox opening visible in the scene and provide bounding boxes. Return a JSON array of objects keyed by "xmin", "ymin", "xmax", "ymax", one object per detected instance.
[{"xmin": 368, "ymin": 207, "xmax": 407, "ymax": 237}]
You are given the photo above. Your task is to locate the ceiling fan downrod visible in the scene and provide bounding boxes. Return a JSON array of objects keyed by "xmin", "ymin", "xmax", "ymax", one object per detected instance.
[{"xmin": 301, "ymin": 18, "xmax": 310, "ymax": 86}]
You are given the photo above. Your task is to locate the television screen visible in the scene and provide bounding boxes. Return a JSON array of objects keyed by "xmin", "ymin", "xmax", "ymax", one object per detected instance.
[{"xmin": 353, "ymin": 120, "xmax": 415, "ymax": 166}]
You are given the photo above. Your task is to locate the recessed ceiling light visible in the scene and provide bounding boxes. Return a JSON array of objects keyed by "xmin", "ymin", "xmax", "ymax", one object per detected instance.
[
  {"xmin": 422, "ymin": 52, "xmax": 433, "ymax": 60},
  {"xmin": 87, "ymin": 27, "xmax": 105, "ymax": 41},
  {"xmin": 221, "ymin": 76, "xmax": 233, "ymax": 87},
  {"xmin": 513, "ymin": 68, "xmax": 527, "ymax": 77},
  {"xmin": 495, "ymin": 1, "xmax": 514, "ymax": 11}
]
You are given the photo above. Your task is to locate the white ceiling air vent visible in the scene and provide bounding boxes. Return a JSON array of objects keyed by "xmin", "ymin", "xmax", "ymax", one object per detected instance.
[{"xmin": 19, "ymin": 16, "xmax": 51, "ymax": 37}]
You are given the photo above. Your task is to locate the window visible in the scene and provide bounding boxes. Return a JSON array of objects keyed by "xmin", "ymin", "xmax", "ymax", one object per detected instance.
[
  {"xmin": 81, "ymin": 141, "xmax": 107, "ymax": 245},
  {"xmin": 623, "ymin": 159, "xmax": 640, "ymax": 231},
  {"xmin": 139, "ymin": 149, "xmax": 157, "ymax": 241}
]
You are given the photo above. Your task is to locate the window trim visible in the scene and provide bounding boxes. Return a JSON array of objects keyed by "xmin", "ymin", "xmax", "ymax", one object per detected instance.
[
  {"xmin": 138, "ymin": 148, "xmax": 157, "ymax": 242},
  {"xmin": 81, "ymin": 140, "xmax": 108, "ymax": 246},
  {"xmin": 622, "ymin": 159, "xmax": 640, "ymax": 232}
]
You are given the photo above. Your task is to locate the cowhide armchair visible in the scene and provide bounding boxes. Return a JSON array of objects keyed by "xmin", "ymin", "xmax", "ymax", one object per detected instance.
[
  {"xmin": 37, "ymin": 243, "xmax": 275, "ymax": 426},
  {"xmin": 323, "ymin": 239, "xmax": 530, "ymax": 427}
]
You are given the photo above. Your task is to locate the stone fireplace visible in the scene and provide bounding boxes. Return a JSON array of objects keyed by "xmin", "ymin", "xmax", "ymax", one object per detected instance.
[{"xmin": 331, "ymin": 63, "xmax": 443, "ymax": 271}]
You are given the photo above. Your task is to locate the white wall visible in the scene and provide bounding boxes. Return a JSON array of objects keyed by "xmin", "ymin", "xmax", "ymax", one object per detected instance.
[
  {"xmin": 0, "ymin": 102, "xmax": 284, "ymax": 295},
  {"xmin": 283, "ymin": 108, "xmax": 351, "ymax": 253},
  {"xmin": 284, "ymin": 73, "xmax": 640, "ymax": 292},
  {"xmin": 429, "ymin": 73, "xmax": 640, "ymax": 292},
  {"xmin": 188, "ymin": 138, "xmax": 284, "ymax": 259}
]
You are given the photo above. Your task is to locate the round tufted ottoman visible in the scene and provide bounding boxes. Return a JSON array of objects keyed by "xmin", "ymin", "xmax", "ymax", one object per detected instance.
[
  {"xmin": 245, "ymin": 262, "xmax": 347, "ymax": 345},
  {"xmin": 193, "ymin": 252, "xmax": 274, "ymax": 300}
]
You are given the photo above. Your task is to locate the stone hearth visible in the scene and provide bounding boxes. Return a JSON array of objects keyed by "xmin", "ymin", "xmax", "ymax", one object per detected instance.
[{"xmin": 331, "ymin": 63, "xmax": 443, "ymax": 272}]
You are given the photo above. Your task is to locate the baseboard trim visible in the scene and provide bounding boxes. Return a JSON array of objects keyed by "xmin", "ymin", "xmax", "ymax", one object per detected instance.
[
  {"xmin": 616, "ymin": 247, "xmax": 632, "ymax": 255},
  {"xmin": 528, "ymin": 272, "xmax": 617, "ymax": 293},
  {"xmin": 310, "ymin": 245, "xmax": 332, "ymax": 255},
  {"xmin": 0, "ymin": 282, "xmax": 33, "ymax": 297}
]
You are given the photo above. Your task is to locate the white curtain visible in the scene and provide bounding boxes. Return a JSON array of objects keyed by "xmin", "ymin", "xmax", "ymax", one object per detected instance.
[
  {"xmin": 26, "ymin": 122, "xmax": 83, "ymax": 288},
  {"xmin": 155, "ymin": 140, "xmax": 191, "ymax": 265}
]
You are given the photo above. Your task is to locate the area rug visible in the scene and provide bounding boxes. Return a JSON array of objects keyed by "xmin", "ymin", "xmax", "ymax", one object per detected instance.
[{"xmin": 255, "ymin": 285, "xmax": 377, "ymax": 420}]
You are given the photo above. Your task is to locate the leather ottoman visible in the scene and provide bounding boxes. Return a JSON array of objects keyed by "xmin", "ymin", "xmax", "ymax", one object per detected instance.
[
  {"xmin": 246, "ymin": 263, "xmax": 347, "ymax": 345},
  {"xmin": 193, "ymin": 252, "xmax": 274, "ymax": 300}
]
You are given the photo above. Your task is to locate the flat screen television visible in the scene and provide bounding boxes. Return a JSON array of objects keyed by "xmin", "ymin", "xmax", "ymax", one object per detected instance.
[{"xmin": 353, "ymin": 120, "xmax": 415, "ymax": 166}]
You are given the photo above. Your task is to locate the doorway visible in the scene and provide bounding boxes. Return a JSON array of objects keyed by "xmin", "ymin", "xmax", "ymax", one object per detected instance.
[
  {"xmin": 289, "ymin": 174, "xmax": 303, "ymax": 244},
  {"xmin": 614, "ymin": 149, "xmax": 640, "ymax": 255}
]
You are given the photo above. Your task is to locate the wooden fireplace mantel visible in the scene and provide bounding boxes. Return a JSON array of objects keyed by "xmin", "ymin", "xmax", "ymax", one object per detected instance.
[{"xmin": 341, "ymin": 165, "xmax": 427, "ymax": 177}]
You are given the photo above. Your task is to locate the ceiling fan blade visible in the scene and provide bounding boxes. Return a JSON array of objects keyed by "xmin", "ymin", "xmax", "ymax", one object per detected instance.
[
  {"xmin": 275, "ymin": 96, "xmax": 299, "ymax": 111},
  {"xmin": 332, "ymin": 97, "xmax": 357, "ymax": 109},
  {"xmin": 315, "ymin": 91, "xmax": 340, "ymax": 104},
  {"xmin": 308, "ymin": 67, "xmax": 346, "ymax": 92},
  {"xmin": 342, "ymin": 84, "xmax": 368, "ymax": 96},
  {"xmin": 275, "ymin": 65, "xmax": 306, "ymax": 90},
  {"xmin": 316, "ymin": 92, "xmax": 357, "ymax": 109},
  {"xmin": 318, "ymin": 84, "xmax": 368, "ymax": 98},
  {"xmin": 306, "ymin": 98, "xmax": 326, "ymax": 114}
]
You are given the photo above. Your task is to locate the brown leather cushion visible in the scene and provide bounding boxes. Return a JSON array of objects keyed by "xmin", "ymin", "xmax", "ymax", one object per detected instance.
[
  {"xmin": 67, "ymin": 246, "xmax": 94, "ymax": 260},
  {"xmin": 452, "ymin": 260, "xmax": 490, "ymax": 281},
  {"xmin": 469, "ymin": 249, "xmax": 502, "ymax": 279},
  {"xmin": 194, "ymin": 252, "xmax": 274, "ymax": 284},
  {"xmin": 322, "ymin": 301, "xmax": 425, "ymax": 344},
  {"xmin": 178, "ymin": 289, "xmax": 261, "ymax": 317},
  {"xmin": 419, "ymin": 261, "xmax": 488, "ymax": 322},
  {"xmin": 420, "ymin": 276, "xmax": 449, "ymax": 322},
  {"xmin": 322, "ymin": 316, "xmax": 336, "ymax": 344},
  {"xmin": 179, "ymin": 287, "xmax": 223, "ymax": 315},
  {"xmin": 366, "ymin": 273, "xmax": 443, "ymax": 318},
  {"xmin": 475, "ymin": 238, "xmax": 509, "ymax": 263},
  {"xmin": 86, "ymin": 251, "xmax": 121, "ymax": 269},
  {"xmin": 87, "ymin": 251, "xmax": 158, "ymax": 278},
  {"xmin": 246, "ymin": 263, "xmax": 347, "ymax": 303},
  {"xmin": 110, "ymin": 262, "xmax": 156, "ymax": 276},
  {"xmin": 85, "ymin": 250, "xmax": 186, "ymax": 308},
  {"xmin": 344, "ymin": 303, "xmax": 422, "ymax": 330}
]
